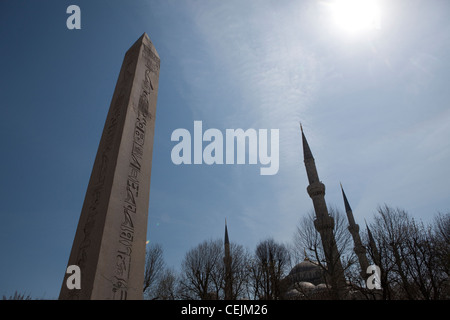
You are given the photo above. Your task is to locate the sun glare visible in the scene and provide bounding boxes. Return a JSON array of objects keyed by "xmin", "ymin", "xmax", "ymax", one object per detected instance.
[{"xmin": 329, "ymin": 0, "xmax": 381, "ymax": 34}]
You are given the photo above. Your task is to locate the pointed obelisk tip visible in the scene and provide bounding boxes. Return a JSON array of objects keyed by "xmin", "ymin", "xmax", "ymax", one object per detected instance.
[
  {"xmin": 133, "ymin": 32, "xmax": 160, "ymax": 60},
  {"xmin": 299, "ymin": 122, "xmax": 303, "ymax": 133},
  {"xmin": 134, "ymin": 32, "xmax": 149, "ymax": 44}
]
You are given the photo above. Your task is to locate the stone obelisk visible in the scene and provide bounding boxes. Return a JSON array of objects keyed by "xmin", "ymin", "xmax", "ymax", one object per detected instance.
[{"xmin": 59, "ymin": 33, "xmax": 160, "ymax": 300}]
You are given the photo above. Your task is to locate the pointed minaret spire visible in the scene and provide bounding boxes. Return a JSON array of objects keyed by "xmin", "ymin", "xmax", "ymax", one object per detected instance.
[
  {"xmin": 340, "ymin": 183, "xmax": 370, "ymax": 280},
  {"xmin": 300, "ymin": 124, "xmax": 320, "ymax": 185},
  {"xmin": 299, "ymin": 125, "xmax": 346, "ymax": 298},
  {"xmin": 300, "ymin": 123, "xmax": 314, "ymax": 161},
  {"xmin": 340, "ymin": 183, "xmax": 355, "ymax": 226},
  {"xmin": 365, "ymin": 220, "xmax": 381, "ymax": 268},
  {"xmin": 224, "ymin": 219, "xmax": 232, "ymax": 300},
  {"xmin": 224, "ymin": 218, "xmax": 229, "ymax": 246},
  {"xmin": 303, "ymin": 248, "xmax": 310, "ymax": 261},
  {"xmin": 340, "ymin": 182, "xmax": 350, "ymax": 211}
]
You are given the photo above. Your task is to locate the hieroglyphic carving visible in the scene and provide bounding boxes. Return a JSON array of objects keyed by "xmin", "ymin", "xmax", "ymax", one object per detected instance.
[
  {"xmin": 60, "ymin": 34, "xmax": 160, "ymax": 300},
  {"xmin": 68, "ymin": 50, "xmax": 137, "ymax": 300},
  {"xmin": 112, "ymin": 46, "xmax": 157, "ymax": 298},
  {"xmin": 111, "ymin": 112, "xmax": 147, "ymax": 299}
]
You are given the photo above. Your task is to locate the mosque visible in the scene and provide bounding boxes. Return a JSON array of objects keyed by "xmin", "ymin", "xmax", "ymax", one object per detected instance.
[
  {"xmin": 222, "ymin": 125, "xmax": 379, "ymax": 299},
  {"xmin": 284, "ymin": 253, "xmax": 329, "ymax": 299}
]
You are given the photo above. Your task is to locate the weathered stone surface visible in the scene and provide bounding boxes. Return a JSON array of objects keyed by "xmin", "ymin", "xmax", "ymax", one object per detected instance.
[{"xmin": 59, "ymin": 33, "xmax": 160, "ymax": 300}]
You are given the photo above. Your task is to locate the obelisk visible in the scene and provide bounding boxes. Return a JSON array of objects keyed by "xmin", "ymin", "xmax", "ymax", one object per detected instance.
[{"xmin": 59, "ymin": 33, "xmax": 160, "ymax": 300}]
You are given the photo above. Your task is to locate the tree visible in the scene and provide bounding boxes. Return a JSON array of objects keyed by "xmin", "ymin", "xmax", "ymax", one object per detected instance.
[
  {"xmin": 226, "ymin": 242, "xmax": 252, "ymax": 300},
  {"xmin": 143, "ymin": 243, "xmax": 165, "ymax": 299},
  {"xmin": 432, "ymin": 213, "xmax": 450, "ymax": 298},
  {"xmin": 368, "ymin": 205, "xmax": 450, "ymax": 299},
  {"xmin": 178, "ymin": 239, "xmax": 223, "ymax": 300},
  {"xmin": 155, "ymin": 267, "xmax": 179, "ymax": 300},
  {"xmin": 433, "ymin": 213, "xmax": 450, "ymax": 278},
  {"xmin": 249, "ymin": 238, "xmax": 290, "ymax": 300},
  {"xmin": 2, "ymin": 291, "xmax": 33, "ymax": 300},
  {"xmin": 178, "ymin": 238, "xmax": 252, "ymax": 300},
  {"xmin": 293, "ymin": 206, "xmax": 355, "ymax": 298}
]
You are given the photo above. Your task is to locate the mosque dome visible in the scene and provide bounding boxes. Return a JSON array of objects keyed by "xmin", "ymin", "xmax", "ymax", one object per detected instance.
[
  {"xmin": 288, "ymin": 257, "xmax": 325, "ymax": 286},
  {"xmin": 297, "ymin": 281, "xmax": 316, "ymax": 289}
]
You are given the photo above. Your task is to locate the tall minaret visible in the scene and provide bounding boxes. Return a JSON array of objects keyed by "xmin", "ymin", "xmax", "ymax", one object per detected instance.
[
  {"xmin": 340, "ymin": 184, "xmax": 370, "ymax": 280},
  {"xmin": 300, "ymin": 124, "xmax": 346, "ymax": 298},
  {"xmin": 224, "ymin": 219, "xmax": 233, "ymax": 300},
  {"xmin": 366, "ymin": 221, "xmax": 381, "ymax": 269},
  {"xmin": 366, "ymin": 222, "xmax": 385, "ymax": 297}
]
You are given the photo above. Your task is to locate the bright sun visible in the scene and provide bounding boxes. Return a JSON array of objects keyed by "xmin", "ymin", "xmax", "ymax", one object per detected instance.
[{"xmin": 329, "ymin": 0, "xmax": 381, "ymax": 34}]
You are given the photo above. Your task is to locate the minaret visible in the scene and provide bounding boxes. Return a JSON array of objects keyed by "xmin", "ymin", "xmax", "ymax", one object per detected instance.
[
  {"xmin": 366, "ymin": 221, "xmax": 381, "ymax": 268},
  {"xmin": 340, "ymin": 184, "xmax": 370, "ymax": 280},
  {"xmin": 224, "ymin": 219, "xmax": 233, "ymax": 300},
  {"xmin": 300, "ymin": 124, "xmax": 346, "ymax": 298},
  {"xmin": 366, "ymin": 222, "xmax": 385, "ymax": 297}
]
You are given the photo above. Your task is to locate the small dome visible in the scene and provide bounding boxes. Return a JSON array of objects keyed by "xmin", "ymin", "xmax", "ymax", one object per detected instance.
[
  {"xmin": 288, "ymin": 258, "xmax": 324, "ymax": 286},
  {"xmin": 297, "ymin": 281, "xmax": 316, "ymax": 289},
  {"xmin": 289, "ymin": 259, "xmax": 320, "ymax": 276}
]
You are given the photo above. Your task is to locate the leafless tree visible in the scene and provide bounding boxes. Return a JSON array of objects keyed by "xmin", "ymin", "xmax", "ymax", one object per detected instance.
[
  {"xmin": 248, "ymin": 238, "xmax": 290, "ymax": 300},
  {"xmin": 432, "ymin": 212, "xmax": 450, "ymax": 298},
  {"xmin": 433, "ymin": 213, "xmax": 450, "ymax": 278},
  {"xmin": 367, "ymin": 205, "xmax": 450, "ymax": 299},
  {"xmin": 178, "ymin": 239, "xmax": 223, "ymax": 300},
  {"xmin": 177, "ymin": 238, "xmax": 252, "ymax": 300},
  {"xmin": 2, "ymin": 291, "xmax": 33, "ymax": 300},
  {"xmin": 143, "ymin": 243, "xmax": 165, "ymax": 299},
  {"xmin": 154, "ymin": 267, "xmax": 179, "ymax": 300},
  {"xmin": 227, "ymin": 242, "xmax": 252, "ymax": 300},
  {"xmin": 293, "ymin": 205, "xmax": 356, "ymax": 297}
]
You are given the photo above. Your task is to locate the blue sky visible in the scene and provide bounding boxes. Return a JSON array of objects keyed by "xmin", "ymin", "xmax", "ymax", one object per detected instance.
[{"xmin": 1, "ymin": 0, "xmax": 449, "ymax": 299}]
